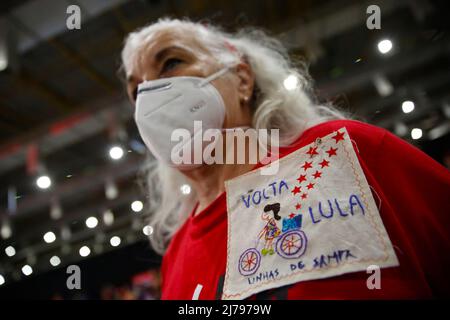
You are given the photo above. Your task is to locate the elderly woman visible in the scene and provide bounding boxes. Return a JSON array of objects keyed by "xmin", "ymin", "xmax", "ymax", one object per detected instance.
[{"xmin": 121, "ymin": 18, "xmax": 450, "ymax": 299}]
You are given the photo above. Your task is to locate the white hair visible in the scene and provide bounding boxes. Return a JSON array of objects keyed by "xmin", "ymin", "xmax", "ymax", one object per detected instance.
[{"xmin": 121, "ymin": 17, "xmax": 346, "ymax": 255}]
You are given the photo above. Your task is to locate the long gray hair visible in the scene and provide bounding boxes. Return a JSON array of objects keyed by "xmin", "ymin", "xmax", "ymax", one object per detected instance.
[{"xmin": 121, "ymin": 18, "xmax": 345, "ymax": 255}]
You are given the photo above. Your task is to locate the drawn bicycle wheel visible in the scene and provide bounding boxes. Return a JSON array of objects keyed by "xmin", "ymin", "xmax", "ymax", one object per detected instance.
[
  {"xmin": 238, "ymin": 248, "xmax": 261, "ymax": 276},
  {"xmin": 275, "ymin": 230, "xmax": 308, "ymax": 259}
]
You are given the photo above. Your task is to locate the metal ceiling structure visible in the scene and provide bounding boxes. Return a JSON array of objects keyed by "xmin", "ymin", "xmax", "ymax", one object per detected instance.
[{"xmin": 0, "ymin": 0, "xmax": 449, "ymax": 293}]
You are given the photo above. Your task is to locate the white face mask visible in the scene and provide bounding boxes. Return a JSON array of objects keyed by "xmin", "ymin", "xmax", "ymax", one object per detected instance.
[{"xmin": 134, "ymin": 66, "xmax": 231, "ymax": 169}]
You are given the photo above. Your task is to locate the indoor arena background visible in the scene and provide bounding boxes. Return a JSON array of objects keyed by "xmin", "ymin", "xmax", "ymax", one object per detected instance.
[{"xmin": 0, "ymin": 0, "xmax": 449, "ymax": 299}]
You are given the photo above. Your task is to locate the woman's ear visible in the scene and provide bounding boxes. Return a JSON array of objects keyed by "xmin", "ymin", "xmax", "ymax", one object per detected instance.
[{"xmin": 235, "ymin": 60, "xmax": 255, "ymax": 106}]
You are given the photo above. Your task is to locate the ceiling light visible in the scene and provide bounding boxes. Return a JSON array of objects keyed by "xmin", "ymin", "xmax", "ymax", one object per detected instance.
[
  {"xmin": 103, "ymin": 209, "xmax": 114, "ymax": 226},
  {"xmin": 21, "ymin": 264, "xmax": 33, "ymax": 276},
  {"xmin": 110, "ymin": 236, "xmax": 121, "ymax": 247},
  {"xmin": 50, "ymin": 255, "xmax": 61, "ymax": 267},
  {"xmin": 143, "ymin": 225, "xmax": 153, "ymax": 236},
  {"xmin": 0, "ymin": 58, "xmax": 7, "ymax": 72},
  {"xmin": 131, "ymin": 200, "xmax": 143, "ymax": 213},
  {"xmin": 180, "ymin": 184, "xmax": 191, "ymax": 195},
  {"xmin": 411, "ymin": 128, "xmax": 423, "ymax": 140},
  {"xmin": 109, "ymin": 146, "xmax": 124, "ymax": 160},
  {"xmin": 79, "ymin": 246, "xmax": 91, "ymax": 257},
  {"xmin": 1, "ymin": 223, "xmax": 12, "ymax": 239},
  {"xmin": 50, "ymin": 200, "xmax": 62, "ymax": 220},
  {"xmin": 283, "ymin": 74, "xmax": 299, "ymax": 90},
  {"xmin": 5, "ymin": 245, "xmax": 16, "ymax": 257},
  {"xmin": 402, "ymin": 101, "xmax": 415, "ymax": 113},
  {"xmin": 36, "ymin": 175, "xmax": 51, "ymax": 189},
  {"xmin": 372, "ymin": 74, "xmax": 393, "ymax": 97},
  {"xmin": 61, "ymin": 226, "xmax": 72, "ymax": 241},
  {"xmin": 43, "ymin": 231, "xmax": 56, "ymax": 243},
  {"xmin": 105, "ymin": 179, "xmax": 118, "ymax": 200},
  {"xmin": 377, "ymin": 39, "xmax": 393, "ymax": 54},
  {"xmin": 85, "ymin": 216, "xmax": 98, "ymax": 229}
]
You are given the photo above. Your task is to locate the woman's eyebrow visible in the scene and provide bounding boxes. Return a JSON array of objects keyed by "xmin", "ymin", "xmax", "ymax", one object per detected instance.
[
  {"xmin": 154, "ymin": 45, "xmax": 188, "ymax": 64},
  {"xmin": 126, "ymin": 45, "xmax": 192, "ymax": 82}
]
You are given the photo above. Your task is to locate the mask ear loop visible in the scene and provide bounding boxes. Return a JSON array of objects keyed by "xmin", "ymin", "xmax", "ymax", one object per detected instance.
[{"xmin": 197, "ymin": 65, "xmax": 235, "ymax": 87}]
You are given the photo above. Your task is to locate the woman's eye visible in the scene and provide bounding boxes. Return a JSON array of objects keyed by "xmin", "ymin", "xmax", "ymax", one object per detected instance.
[{"xmin": 161, "ymin": 58, "xmax": 182, "ymax": 74}]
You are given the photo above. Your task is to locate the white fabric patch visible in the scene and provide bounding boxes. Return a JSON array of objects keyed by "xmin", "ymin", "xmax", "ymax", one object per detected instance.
[{"xmin": 222, "ymin": 127, "xmax": 399, "ymax": 300}]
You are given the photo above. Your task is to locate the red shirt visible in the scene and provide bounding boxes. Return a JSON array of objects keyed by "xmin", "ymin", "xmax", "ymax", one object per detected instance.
[{"xmin": 161, "ymin": 120, "xmax": 450, "ymax": 299}]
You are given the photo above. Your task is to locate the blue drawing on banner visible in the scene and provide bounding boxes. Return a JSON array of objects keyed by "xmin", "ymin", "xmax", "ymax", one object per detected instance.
[
  {"xmin": 241, "ymin": 180, "xmax": 289, "ymax": 208},
  {"xmin": 308, "ymin": 194, "xmax": 365, "ymax": 225},
  {"xmin": 312, "ymin": 249, "xmax": 357, "ymax": 269},
  {"xmin": 238, "ymin": 203, "xmax": 308, "ymax": 276}
]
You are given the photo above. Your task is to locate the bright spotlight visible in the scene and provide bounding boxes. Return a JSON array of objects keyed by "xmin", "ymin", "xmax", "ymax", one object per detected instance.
[
  {"xmin": 0, "ymin": 274, "xmax": 4, "ymax": 286},
  {"xmin": 22, "ymin": 264, "xmax": 33, "ymax": 276},
  {"xmin": 143, "ymin": 225, "xmax": 153, "ymax": 236},
  {"xmin": 79, "ymin": 246, "xmax": 91, "ymax": 257},
  {"xmin": 131, "ymin": 200, "xmax": 143, "ymax": 213},
  {"xmin": 103, "ymin": 209, "xmax": 114, "ymax": 226},
  {"xmin": 85, "ymin": 216, "xmax": 98, "ymax": 229},
  {"xmin": 180, "ymin": 184, "xmax": 191, "ymax": 195},
  {"xmin": 110, "ymin": 236, "xmax": 121, "ymax": 247},
  {"xmin": 5, "ymin": 245, "xmax": 16, "ymax": 257},
  {"xmin": 283, "ymin": 74, "xmax": 299, "ymax": 90},
  {"xmin": 36, "ymin": 175, "xmax": 52, "ymax": 189},
  {"xmin": 50, "ymin": 255, "xmax": 61, "ymax": 267},
  {"xmin": 109, "ymin": 146, "xmax": 124, "ymax": 160},
  {"xmin": 43, "ymin": 231, "xmax": 56, "ymax": 243},
  {"xmin": 411, "ymin": 128, "xmax": 423, "ymax": 140},
  {"xmin": 1, "ymin": 223, "xmax": 12, "ymax": 239},
  {"xmin": 377, "ymin": 39, "xmax": 393, "ymax": 54},
  {"xmin": 402, "ymin": 101, "xmax": 415, "ymax": 114},
  {"xmin": 0, "ymin": 58, "xmax": 7, "ymax": 72}
]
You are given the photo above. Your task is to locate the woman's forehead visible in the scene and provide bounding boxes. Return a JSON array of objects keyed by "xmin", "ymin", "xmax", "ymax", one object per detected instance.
[
  {"xmin": 127, "ymin": 28, "xmax": 212, "ymax": 80},
  {"xmin": 143, "ymin": 29, "xmax": 208, "ymax": 57}
]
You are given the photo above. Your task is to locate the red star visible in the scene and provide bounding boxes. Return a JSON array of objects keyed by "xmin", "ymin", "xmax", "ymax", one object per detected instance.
[
  {"xmin": 312, "ymin": 170, "xmax": 322, "ymax": 179},
  {"xmin": 291, "ymin": 185, "xmax": 301, "ymax": 195},
  {"xmin": 332, "ymin": 131, "xmax": 345, "ymax": 143},
  {"xmin": 319, "ymin": 159, "xmax": 330, "ymax": 168},
  {"xmin": 301, "ymin": 193, "xmax": 308, "ymax": 200},
  {"xmin": 306, "ymin": 146, "xmax": 318, "ymax": 157},
  {"xmin": 306, "ymin": 182, "xmax": 315, "ymax": 190},
  {"xmin": 326, "ymin": 147, "xmax": 338, "ymax": 157},
  {"xmin": 301, "ymin": 161, "xmax": 313, "ymax": 171},
  {"xmin": 289, "ymin": 213, "xmax": 296, "ymax": 219},
  {"xmin": 297, "ymin": 174, "xmax": 307, "ymax": 183},
  {"xmin": 295, "ymin": 203, "xmax": 302, "ymax": 210}
]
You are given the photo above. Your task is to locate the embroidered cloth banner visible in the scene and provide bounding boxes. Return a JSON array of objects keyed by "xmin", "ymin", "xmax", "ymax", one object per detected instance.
[{"xmin": 222, "ymin": 127, "xmax": 399, "ymax": 300}]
